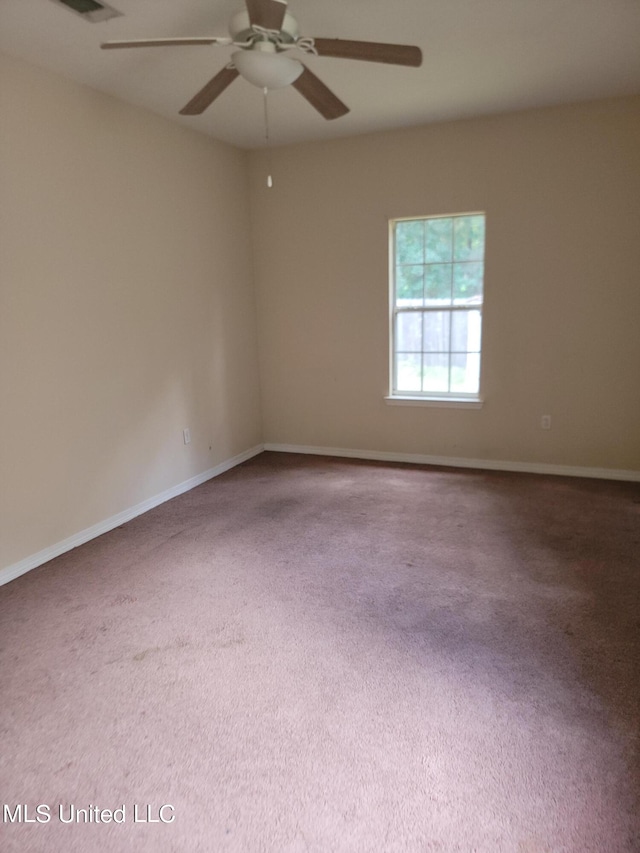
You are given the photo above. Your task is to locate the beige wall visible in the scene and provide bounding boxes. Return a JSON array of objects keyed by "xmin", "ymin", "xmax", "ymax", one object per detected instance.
[
  {"xmin": 2, "ymin": 54, "xmax": 639, "ymax": 577},
  {"xmin": 249, "ymin": 97, "xmax": 640, "ymax": 472},
  {"xmin": 0, "ymin": 53, "xmax": 262, "ymax": 571}
]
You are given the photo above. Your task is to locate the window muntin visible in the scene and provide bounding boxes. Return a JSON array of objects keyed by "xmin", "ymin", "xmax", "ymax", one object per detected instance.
[{"xmin": 391, "ymin": 213, "xmax": 485, "ymax": 399}]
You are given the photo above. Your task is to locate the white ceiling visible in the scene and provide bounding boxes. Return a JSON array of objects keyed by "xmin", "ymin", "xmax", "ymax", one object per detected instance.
[{"xmin": 2, "ymin": 0, "xmax": 640, "ymax": 149}]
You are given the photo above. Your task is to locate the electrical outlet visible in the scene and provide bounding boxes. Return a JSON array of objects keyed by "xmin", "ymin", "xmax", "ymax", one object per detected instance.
[
  {"xmin": 183, "ymin": 428, "xmax": 191, "ymax": 445},
  {"xmin": 541, "ymin": 415, "xmax": 551, "ymax": 430}
]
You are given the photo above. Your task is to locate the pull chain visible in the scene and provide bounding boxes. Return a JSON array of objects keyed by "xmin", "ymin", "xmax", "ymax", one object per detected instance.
[{"xmin": 263, "ymin": 87, "xmax": 274, "ymax": 188}]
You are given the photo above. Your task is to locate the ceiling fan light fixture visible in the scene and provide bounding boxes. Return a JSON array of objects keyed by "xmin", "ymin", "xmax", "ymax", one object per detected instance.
[
  {"xmin": 99, "ymin": 0, "xmax": 423, "ymax": 121},
  {"xmin": 232, "ymin": 47, "xmax": 303, "ymax": 89}
]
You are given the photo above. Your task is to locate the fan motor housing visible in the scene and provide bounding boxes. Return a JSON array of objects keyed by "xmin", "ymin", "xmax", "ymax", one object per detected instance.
[{"xmin": 229, "ymin": 10, "xmax": 299, "ymax": 44}]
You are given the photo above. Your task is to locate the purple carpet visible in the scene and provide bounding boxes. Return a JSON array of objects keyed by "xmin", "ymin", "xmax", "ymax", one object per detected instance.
[{"xmin": 1, "ymin": 452, "xmax": 639, "ymax": 851}]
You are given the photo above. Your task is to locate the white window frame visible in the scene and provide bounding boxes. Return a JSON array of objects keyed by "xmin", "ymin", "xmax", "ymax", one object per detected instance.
[{"xmin": 387, "ymin": 212, "xmax": 485, "ymax": 408}]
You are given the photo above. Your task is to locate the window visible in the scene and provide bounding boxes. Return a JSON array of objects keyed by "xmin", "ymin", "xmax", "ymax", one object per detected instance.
[{"xmin": 390, "ymin": 213, "xmax": 485, "ymax": 403}]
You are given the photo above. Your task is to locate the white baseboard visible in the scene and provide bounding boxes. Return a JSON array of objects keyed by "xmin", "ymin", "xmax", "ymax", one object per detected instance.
[
  {"xmin": 0, "ymin": 444, "xmax": 264, "ymax": 588},
  {"xmin": 4, "ymin": 441, "xmax": 637, "ymax": 588},
  {"xmin": 264, "ymin": 443, "xmax": 640, "ymax": 483}
]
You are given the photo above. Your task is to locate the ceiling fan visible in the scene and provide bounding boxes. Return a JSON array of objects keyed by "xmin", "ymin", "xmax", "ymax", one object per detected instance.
[{"xmin": 101, "ymin": 0, "xmax": 423, "ymax": 120}]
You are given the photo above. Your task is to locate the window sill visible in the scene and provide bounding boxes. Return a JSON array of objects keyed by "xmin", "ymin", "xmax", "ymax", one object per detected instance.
[{"xmin": 385, "ymin": 396, "xmax": 484, "ymax": 409}]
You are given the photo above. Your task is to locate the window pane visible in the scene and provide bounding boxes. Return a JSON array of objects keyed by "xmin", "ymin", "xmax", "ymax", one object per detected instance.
[
  {"xmin": 423, "ymin": 311, "xmax": 450, "ymax": 352},
  {"xmin": 396, "ymin": 312, "xmax": 422, "ymax": 352},
  {"xmin": 391, "ymin": 213, "xmax": 485, "ymax": 400},
  {"xmin": 451, "ymin": 353, "xmax": 480, "ymax": 394},
  {"xmin": 453, "ymin": 215, "xmax": 485, "ymax": 262},
  {"xmin": 396, "ymin": 353, "xmax": 422, "ymax": 392},
  {"xmin": 425, "ymin": 218, "xmax": 453, "ymax": 263},
  {"xmin": 451, "ymin": 310, "xmax": 482, "ymax": 352},
  {"xmin": 453, "ymin": 262, "xmax": 483, "ymax": 304},
  {"xmin": 396, "ymin": 220, "xmax": 424, "ymax": 265},
  {"xmin": 467, "ymin": 311, "xmax": 482, "ymax": 351},
  {"xmin": 422, "ymin": 353, "xmax": 449, "ymax": 392},
  {"xmin": 395, "ymin": 265, "xmax": 424, "ymax": 304},
  {"xmin": 425, "ymin": 264, "xmax": 452, "ymax": 306}
]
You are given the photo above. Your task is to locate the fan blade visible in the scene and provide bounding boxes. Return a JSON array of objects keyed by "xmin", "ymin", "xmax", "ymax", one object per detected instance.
[
  {"xmin": 179, "ymin": 66, "xmax": 240, "ymax": 115},
  {"xmin": 245, "ymin": 0, "xmax": 287, "ymax": 32},
  {"xmin": 312, "ymin": 38, "xmax": 422, "ymax": 67},
  {"xmin": 292, "ymin": 66, "xmax": 349, "ymax": 120},
  {"xmin": 101, "ymin": 37, "xmax": 230, "ymax": 49}
]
